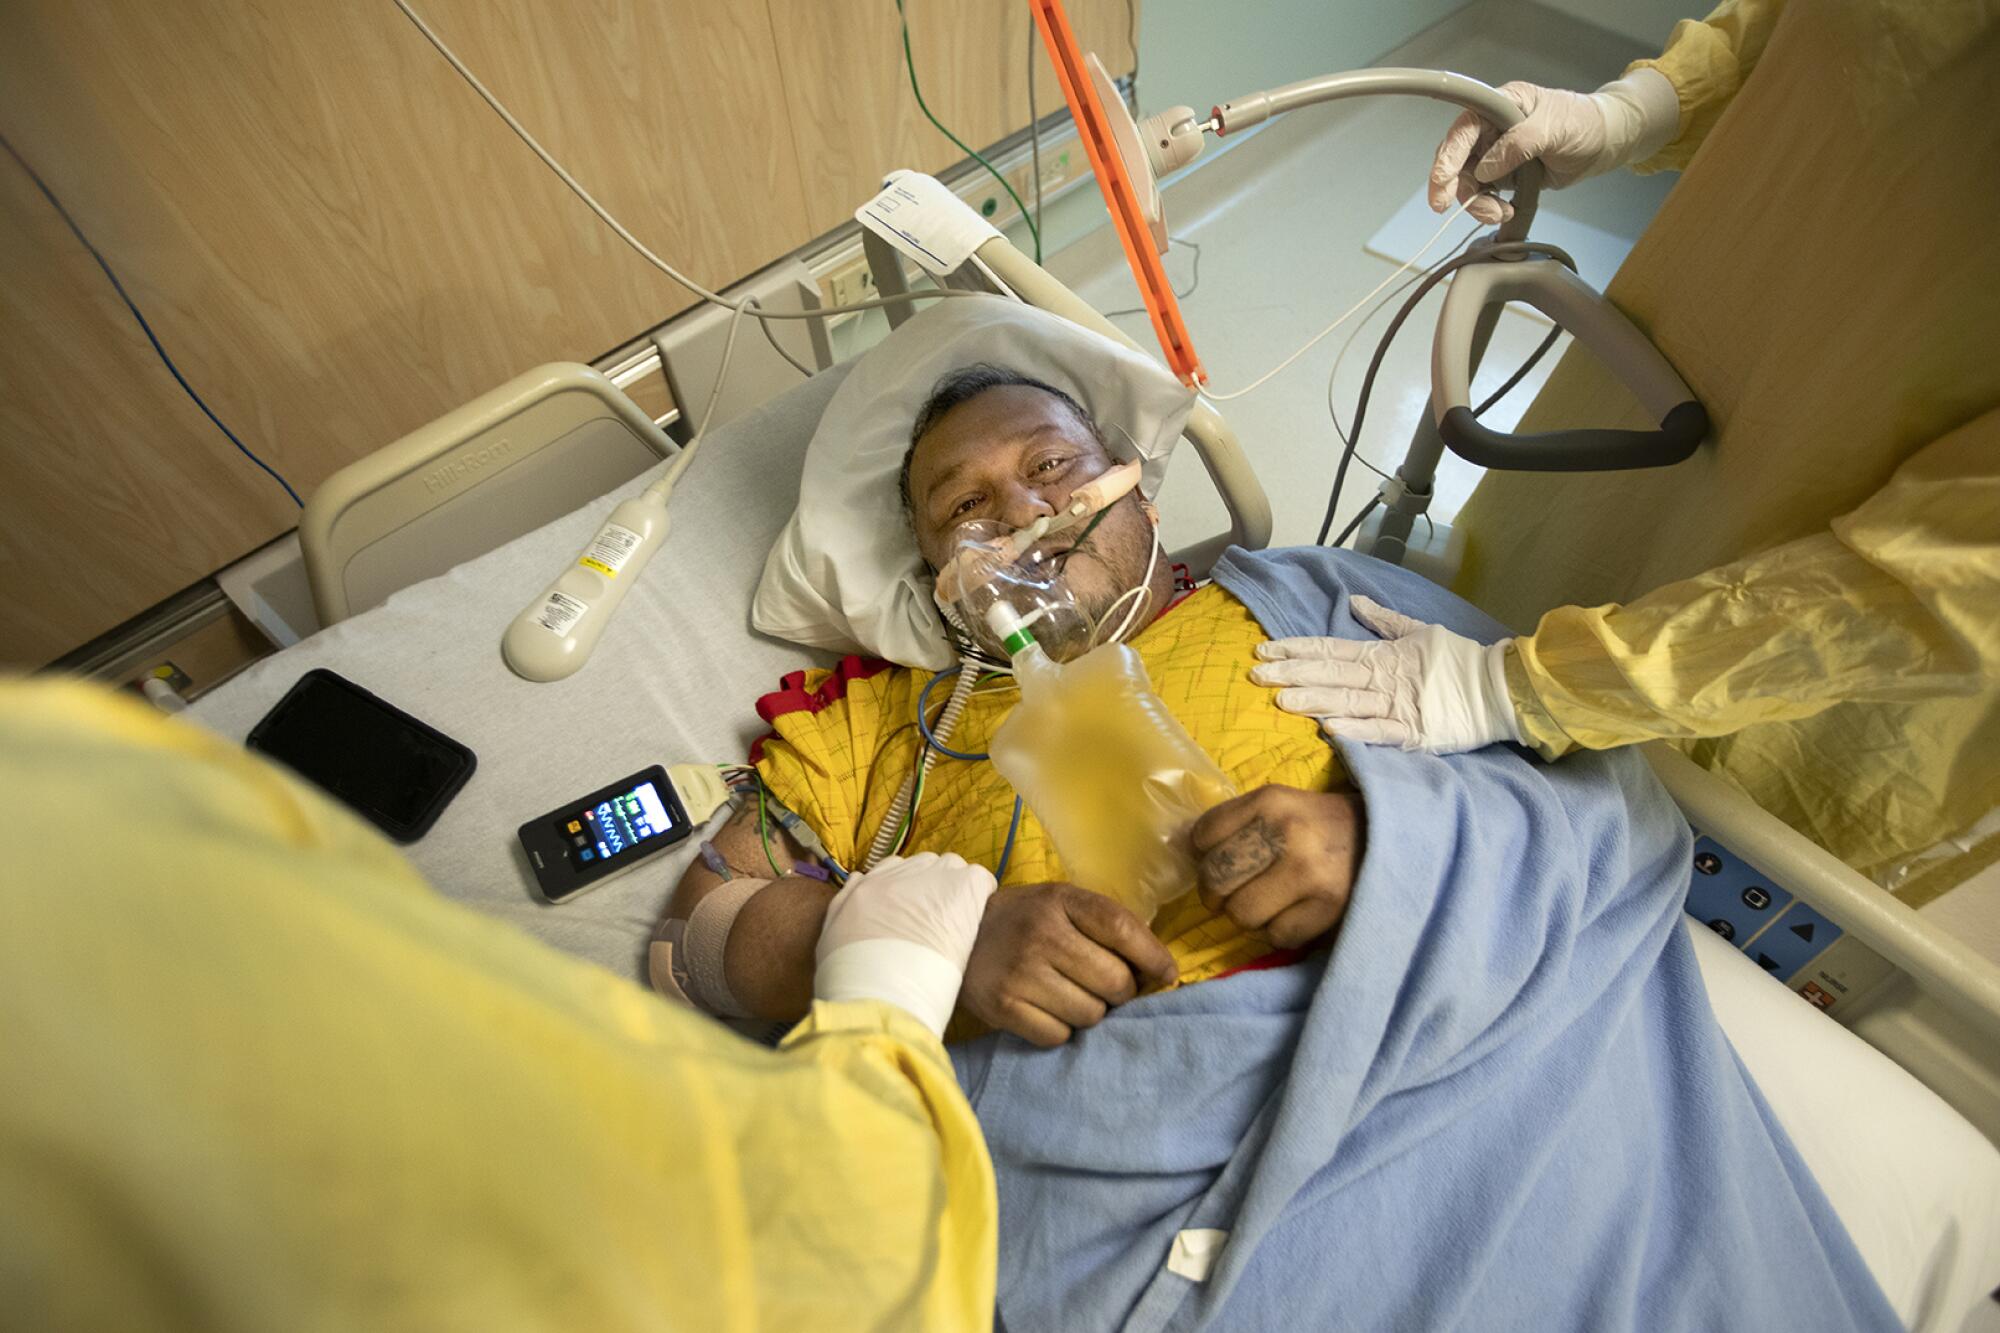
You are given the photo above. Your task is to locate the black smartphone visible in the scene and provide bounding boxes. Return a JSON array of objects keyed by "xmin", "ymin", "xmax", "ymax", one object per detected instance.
[
  {"xmin": 246, "ymin": 669, "xmax": 476, "ymax": 843},
  {"xmin": 518, "ymin": 765, "xmax": 693, "ymax": 902}
]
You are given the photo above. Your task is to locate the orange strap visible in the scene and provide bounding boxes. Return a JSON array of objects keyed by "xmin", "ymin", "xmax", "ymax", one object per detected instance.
[{"xmin": 1029, "ymin": 0, "xmax": 1206, "ymax": 388}]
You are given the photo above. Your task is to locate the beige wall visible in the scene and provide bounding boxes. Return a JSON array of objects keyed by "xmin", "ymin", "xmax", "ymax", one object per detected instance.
[{"xmin": 0, "ymin": 0, "xmax": 1135, "ymax": 666}]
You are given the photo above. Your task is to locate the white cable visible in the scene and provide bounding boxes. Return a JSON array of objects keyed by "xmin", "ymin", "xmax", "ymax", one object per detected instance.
[
  {"xmin": 1199, "ymin": 198, "xmax": 1475, "ymax": 403},
  {"xmin": 391, "ymin": 0, "xmax": 974, "ymax": 323},
  {"xmin": 1326, "ymin": 218, "xmax": 1484, "ymax": 476},
  {"xmin": 1096, "ymin": 523, "xmax": 1161, "ymax": 647},
  {"xmin": 755, "ymin": 296, "xmax": 815, "ymax": 377},
  {"xmin": 1093, "ymin": 584, "xmax": 1147, "ymax": 647},
  {"xmin": 647, "ymin": 297, "xmax": 752, "ymax": 501}
]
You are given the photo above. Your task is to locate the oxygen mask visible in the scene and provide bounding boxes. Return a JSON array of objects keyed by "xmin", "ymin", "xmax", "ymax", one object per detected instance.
[{"xmin": 934, "ymin": 518, "xmax": 1098, "ymax": 663}]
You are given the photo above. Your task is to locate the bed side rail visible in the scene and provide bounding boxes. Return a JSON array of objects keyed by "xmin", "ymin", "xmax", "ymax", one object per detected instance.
[{"xmin": 1647, "ymin": 742, "xmax": 2000, "ymax": 1138}]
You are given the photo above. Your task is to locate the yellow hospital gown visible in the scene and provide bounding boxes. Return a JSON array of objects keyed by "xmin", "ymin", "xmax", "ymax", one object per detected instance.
[
  {"xmin": 1456, "ymin": 0, "xmax": 2000, "ymax": 904},
  {"xmin": 0, "ymin": 681, "xmax": 995, "ymax": 1331},
  {"xmin": 754, "ymin": 584, "xmax": 1346, "ymax": 987}
]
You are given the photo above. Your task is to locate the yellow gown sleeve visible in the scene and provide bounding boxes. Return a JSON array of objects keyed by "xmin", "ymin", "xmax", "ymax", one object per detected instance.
[
  {"xmin": 1625, "ymin": 0, "xmax": 1787, "ymax": 172},
  {"xmin": 0, "ymin": 682, "xmax": 995, "ymax": 1332},
  {"xmin": 1506, "ymin": 408, "xmax": 2000, "ymax": 757}
]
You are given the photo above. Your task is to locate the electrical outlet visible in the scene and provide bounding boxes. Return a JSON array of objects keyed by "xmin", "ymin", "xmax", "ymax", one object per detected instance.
[
  {"xmin": 1036, "ymin": 147, "xmax": 1075, "ymax": 194},
  {"xmin": 820, "ymin": 256, "xmax": 877, "ymax": 311},
  {"xmin": 999, "ymin": 145, "xmax": 1082, "ymax": 221}
]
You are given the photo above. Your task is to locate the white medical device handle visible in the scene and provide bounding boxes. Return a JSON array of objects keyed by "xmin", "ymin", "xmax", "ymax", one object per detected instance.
[
  {"xmin": 501, "ymin": 487, "xmax": 670, "ymax": 682},
  {"xmin": 1431, "ymin": 259, "xmax": 1706, "ymax": 470},
  {"xmin": 1212, "ymin": 66, "xmax": 1521, "ymax": 135}
]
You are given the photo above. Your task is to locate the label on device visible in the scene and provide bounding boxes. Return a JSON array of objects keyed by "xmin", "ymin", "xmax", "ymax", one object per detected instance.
[
  {"xmin": 855, "ymin": 170, "xmax": 1002, "ymax": 277},
  {"xmin": 578, "ymin": 523, "xmax": 642, "ymax": 578},
  {"xmin": 535, "ymin": 590, "xmax": 588, "ymax": 636}
]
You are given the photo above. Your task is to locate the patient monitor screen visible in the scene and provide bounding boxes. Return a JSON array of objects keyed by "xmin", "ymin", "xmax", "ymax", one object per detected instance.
[
  {"xmin": 559, "ymin": 780, "xmax": 679, "ymax": 865},
  {"xmin": 521, "ymin": 765, "xmax": 692, "ymax": 901}
]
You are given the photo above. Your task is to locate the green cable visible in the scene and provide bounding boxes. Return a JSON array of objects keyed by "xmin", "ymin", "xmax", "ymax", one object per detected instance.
[
  {"xmin": 894, "ymin": 0, "xmax": 1042, "ymax": 262},
  {"xmin": 894, "ymin": 665, "xmax": 1010, "ymax": 854},
  {"xmin": 756, "ymin": 783, "xmax": 785, "ymax": 877},
  {"xmin": 891, "ymin": 685, "xmax": 953, "ymax": 856},
  {"xmin": 892, "ymin": 764, "xmax": 925, "ymax": 856}
]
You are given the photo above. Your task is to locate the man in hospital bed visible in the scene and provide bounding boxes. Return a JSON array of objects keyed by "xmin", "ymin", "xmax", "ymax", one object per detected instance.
[
  {"xmin": 660, "ymin": 364, "xmax": 1366, "ymax": 1046},
  {"xmin": 658, "ymin": 337, "xmax": 1908, "ymax": 1329}
]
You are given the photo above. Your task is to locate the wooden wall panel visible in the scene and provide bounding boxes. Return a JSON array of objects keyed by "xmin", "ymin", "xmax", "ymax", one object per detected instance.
[
  {"xmin": 1, "ymin": 138, "xmax": 284, "ymax": 655},
  {"xmin": 0, "ymin": 0, "xmax": 810, "ymax": 665},
  {"xmin": 768, "ymin": 0, "xmax": 1138, "ymax": 236}
]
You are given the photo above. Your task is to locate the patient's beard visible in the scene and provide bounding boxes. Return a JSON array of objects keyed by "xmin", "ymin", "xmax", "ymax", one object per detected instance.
[{"xmin": 1057, "ymin": 500, "xmax": 1160, "ymax": 634}]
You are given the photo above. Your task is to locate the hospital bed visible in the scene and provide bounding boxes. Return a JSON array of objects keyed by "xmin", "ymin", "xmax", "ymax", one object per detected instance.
[{"xmin": 190, "ymin": 236, "xmax": 2000, "ymax": 1329}]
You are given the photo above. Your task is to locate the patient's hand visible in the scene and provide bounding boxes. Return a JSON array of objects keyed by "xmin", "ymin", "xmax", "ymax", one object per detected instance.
[
  {"xmin": 959, "ymin": 883, "xmax": 1178, "ymax": 1048},
  {"xmin": 1192, "ymin": 785, "xmax": 1365, "ymax": 950}
]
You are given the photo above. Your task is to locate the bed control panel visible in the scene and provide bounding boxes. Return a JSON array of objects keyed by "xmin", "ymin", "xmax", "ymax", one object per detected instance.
[{"xmin": 1684, "ymin": 835, "xmax": 1888, "ymax": 1014}]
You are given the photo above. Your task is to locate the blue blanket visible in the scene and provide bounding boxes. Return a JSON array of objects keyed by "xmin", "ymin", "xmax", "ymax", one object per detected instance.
[{"xmin": 951, "ymin": 547, "xmax": 1893, "ymax": 1332}]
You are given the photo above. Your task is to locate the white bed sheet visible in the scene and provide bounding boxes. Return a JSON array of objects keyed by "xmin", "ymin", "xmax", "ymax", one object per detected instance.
[
  {"xmin": 191, "ymin": 365, "xmax": 851, "ymax": 985},
  {"xmin": 189, "ymin": 361, "xmax": 1997, "ymax": 1327},
  {"xmin": 1689, "ymin": 921, "xmax": 2000, "ymax": 1330}
]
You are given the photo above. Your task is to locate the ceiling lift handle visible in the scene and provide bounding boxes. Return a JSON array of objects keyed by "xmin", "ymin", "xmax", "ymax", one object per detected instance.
[{"xmin": 1431, "ymin": 259, "xmax": 1707, "ymax": 471}]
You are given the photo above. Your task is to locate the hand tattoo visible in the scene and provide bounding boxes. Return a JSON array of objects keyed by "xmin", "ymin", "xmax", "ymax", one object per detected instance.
[{"xmin": 1200, "ymin": 815, "xmax": 1286, "ymax": 895}]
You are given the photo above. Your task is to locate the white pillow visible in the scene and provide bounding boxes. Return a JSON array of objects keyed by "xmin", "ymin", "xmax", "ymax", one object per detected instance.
[{"xmin": 752, "ymin": 294, "xmax": 1197, "ymax": 668}]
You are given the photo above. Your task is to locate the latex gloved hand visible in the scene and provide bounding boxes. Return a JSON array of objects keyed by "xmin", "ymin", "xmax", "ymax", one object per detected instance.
[
  {"xmin": 814, "ymin": 851, "xmax": 998, "ymax": 1038},
  {"xmin": 1429, "ymin": 70, "xmax": 1679, "ymax": 223},
  {"xmin": 1251, "ymin": 595, "xmax": 1525, "ymax": 754}
]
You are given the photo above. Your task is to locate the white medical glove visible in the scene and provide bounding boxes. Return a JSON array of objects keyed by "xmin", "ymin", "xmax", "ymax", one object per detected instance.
[
  {"xmin": 814, "ymin": 851, "xmax": 998, "ymax": 1038},
  {"xmin": 1251, "ymin": 595, "xmax": 1525, "ymax": 755},
  {"xmin": 1428, "ymin": 70, "xmax": 1680, "ymax": 223}
]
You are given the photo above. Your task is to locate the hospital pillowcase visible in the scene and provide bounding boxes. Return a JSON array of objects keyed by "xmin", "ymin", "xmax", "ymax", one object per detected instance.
[{"xmin": 753, "ymin": 294, "xmax": 1196, "ymax": 668}]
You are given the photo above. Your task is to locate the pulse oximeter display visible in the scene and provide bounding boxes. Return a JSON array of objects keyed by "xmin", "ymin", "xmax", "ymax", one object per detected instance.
[
  {"xmin": 521, "ymin": 766, "xmax": 692, "ymax": 902},
  {"xmin": 561, "ymin": 779, "xmax": 676, "ymax": 865}
]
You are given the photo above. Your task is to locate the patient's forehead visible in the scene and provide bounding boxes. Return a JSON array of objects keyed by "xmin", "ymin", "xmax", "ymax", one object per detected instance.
[{"xmin": 907, "ymin": 384, "xmax": 1104, "ymax": 497}]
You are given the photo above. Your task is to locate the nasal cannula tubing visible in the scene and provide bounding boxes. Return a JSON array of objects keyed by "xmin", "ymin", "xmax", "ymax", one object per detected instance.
[{"xmin": 1093, "ymin": 525, "xmax": 1160, "ymax": 649}]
